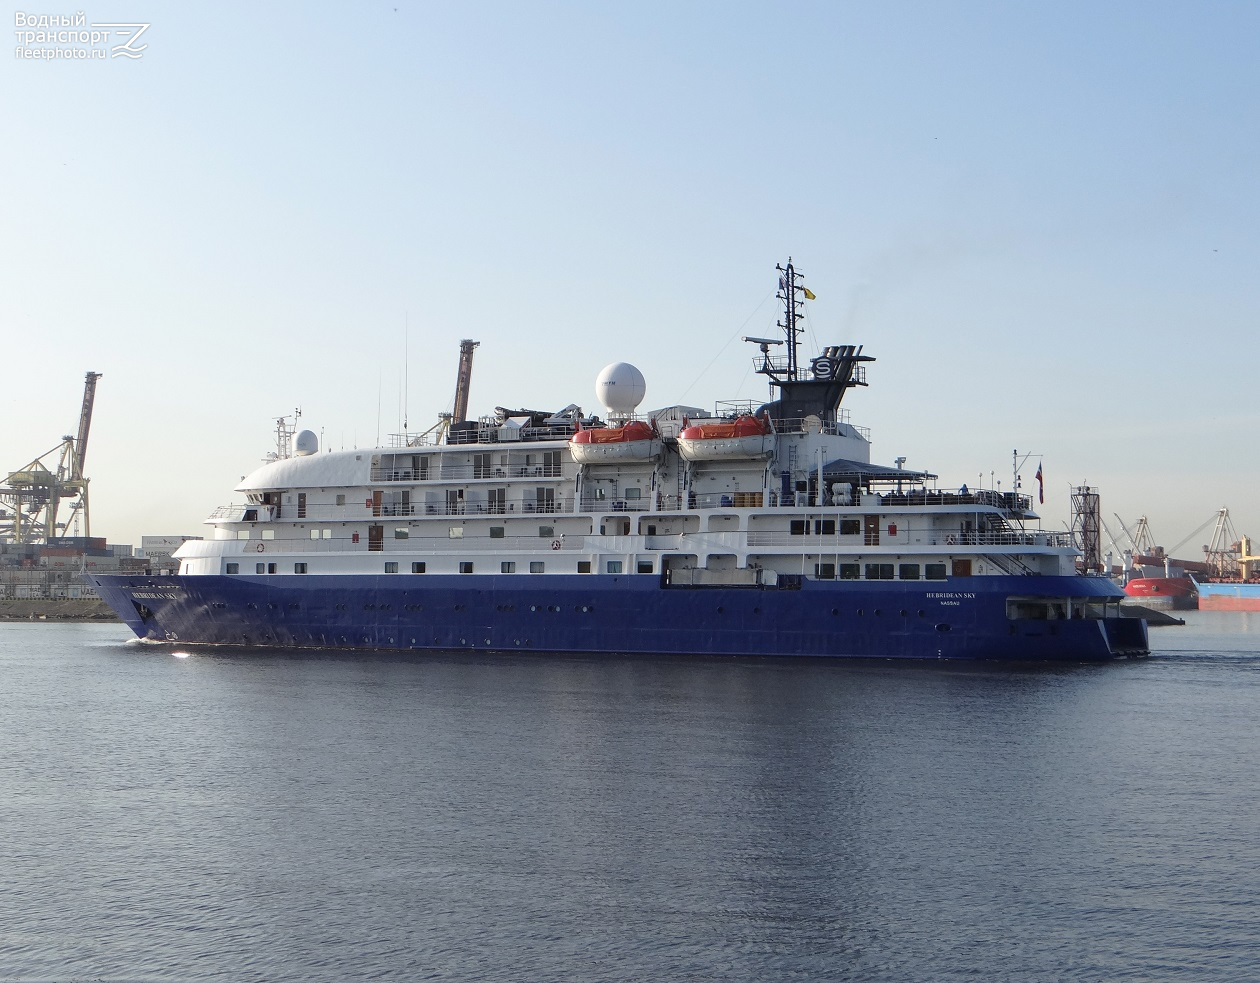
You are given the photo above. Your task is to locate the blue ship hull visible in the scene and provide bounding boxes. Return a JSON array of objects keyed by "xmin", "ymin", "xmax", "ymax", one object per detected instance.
[{"xmin": 90, "ymin": 573, "xmax": 1148, "ymax": 662}]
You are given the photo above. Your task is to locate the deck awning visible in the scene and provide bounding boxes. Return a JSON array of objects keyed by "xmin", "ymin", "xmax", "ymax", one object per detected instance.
[{"xmin": 823, "ymin": 458, "xmax": 937, "ymax": 484}]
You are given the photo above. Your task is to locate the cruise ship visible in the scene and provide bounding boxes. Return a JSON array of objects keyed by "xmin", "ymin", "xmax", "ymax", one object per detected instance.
[{"xmin": 91, "ymin": 262, "xmax": 1149, "ymax": 661}]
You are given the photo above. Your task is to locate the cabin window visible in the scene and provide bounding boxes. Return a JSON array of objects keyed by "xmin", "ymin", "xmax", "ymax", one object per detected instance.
[
  {"xmin": 267, "ymin": 563, "xmax": 277, "ymax": 574},
  {"xmin": 790, "ymin": 520, "xmax": 806, "ymax": 535},
  {"xmin": 840, "ymin": 563, "xmax": 861, "ymax": 580},
  {"xmin": 449, "ymin": 526, "xmax": 464, "ymax": 539},
  {"xmin": 815, "ymin": 519, "xmax": 836, "ymax": 535},
  {"xmin": 295, "ymin": 562, "xmax": 308, "ymax": 574},
  {"xmin": 578, "ymin": 561, "xmax": 591, "ymax": 573},
  {"xmin": 840, "ymin": 519, "xmax": 861, "ymax": 535},
  {"xmin": 394, "ymin": 528, "xmax": 409, "ymax": 539},
  {"xmin": 262, "ymin": 529, "xmax": 275, "ymax": 540},
  {"xmin": 815, "ymin": 562, "xmax": 836, "ymax": 580},
  {"xmin": 530, "ymin": 561, "xmax": 545, "ymax": 573},
  {"xmin": 490, "ymin": 526, "xmax": 505, "ymax": 539},
  {"xmin": 411, "ymin": 562, "xmax": 426, "ymax": 573},
  {"xmin": 310, "ymin": 529, "xmax": 320, "ymax": 540},
  {"xmin": 385, "ymin": 562, "xmax": 398, "ymax": 573},
  {"xmin": 606, "ymin": 560, "xmax": 623, "ymax": 574},
  {"xmin": 899, "ymin": 564, "xmax": 920, "ymax": 580},
  {"xmin": 336, "ymin": 494, "xmax": 346, "ymax": 506},
  {"xmin": 925, "ymin": 563, "xmax": 948, "ymax": 580},
  {"xmin": 322, "ymin": 529, "xmax": 332, "ymax": 539},
  {"xmin": 865, "ymin": 563, "xmax": 894, "ymax": 580},
  {"xmin": 256, "ymin": 563, "xmax": 265, "ymax": 574},
  {"xmin": 237, "ymin": 530, "xmax": 250, "ymax": 540},
  {"xmin": 637, "ymin": 560, "xmax": 653, "ymax": 574},
  {"xmin": 625, "ymin": 487, "xmax": 641, "ymax": 500},
  {"xmin": 226, "ymin": 563, "xmax": 239, "ymax": 574},
  {"xmin": 501, "ymin": 561, "xmax": 516, "ymax": 573},
  {"xmin": 459, "ymin": 562, "xmax": 474, "ymax": 574},
  {"xmin": 539, "ymin": 526, "xmax": 554, "ymax": 538}
]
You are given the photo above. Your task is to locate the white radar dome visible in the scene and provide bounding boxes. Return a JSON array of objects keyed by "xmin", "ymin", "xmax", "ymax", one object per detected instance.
[
  {"xmin": 294, "ymin": 430, "xmax": 319, "ymax": 456},
  {"xmin": 595, "ymin": 362, "xmax": 646, "ymax": 414}
]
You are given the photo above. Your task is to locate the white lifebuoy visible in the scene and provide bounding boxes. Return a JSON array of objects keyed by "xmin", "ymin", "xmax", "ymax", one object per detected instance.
[
  {"xmin": 945, "ymin": 534, "xmax": 956, "ymax": 546},
  {"xmin": 550, "ymin": 540, "xmax": 562, "ymax": 551},
  {"xmin": 255, "ymin": 542, "xmax": 265, "ymax": 552}
]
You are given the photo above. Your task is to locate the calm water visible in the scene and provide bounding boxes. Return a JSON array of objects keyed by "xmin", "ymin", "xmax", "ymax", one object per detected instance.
[{"xmin": 2, "ymin": 614, "xmax": 1258, "ymax": 982}]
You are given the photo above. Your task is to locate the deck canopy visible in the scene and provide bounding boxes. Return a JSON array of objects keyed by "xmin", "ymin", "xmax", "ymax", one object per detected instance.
[{"xmin": 823, "ymin": 458, "xmax": 936, "ymax": 486}]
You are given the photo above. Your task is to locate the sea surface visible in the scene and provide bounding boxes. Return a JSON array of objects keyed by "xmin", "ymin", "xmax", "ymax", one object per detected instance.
[{"xmin": 2, "ymin": 614, "xmax": 1258, "ymax": 982}]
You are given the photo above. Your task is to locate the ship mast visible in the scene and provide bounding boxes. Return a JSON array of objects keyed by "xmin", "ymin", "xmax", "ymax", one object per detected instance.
[
  {"xmin": 747, "ymin": 258, "xmax": 872, "ymax": 425},
  {"xmin": 776, "ymin": 258, "xmax": 805, "ymax": 382}
]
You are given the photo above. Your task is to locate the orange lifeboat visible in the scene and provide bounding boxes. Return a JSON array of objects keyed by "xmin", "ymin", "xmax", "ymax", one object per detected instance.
[
  {"xmin": 677, "ymin": 414, "xmax": 775, "ymax": 461},
  {"xmin": 570, "ymin": 420, "xmax": 662, "ymax": 464}
]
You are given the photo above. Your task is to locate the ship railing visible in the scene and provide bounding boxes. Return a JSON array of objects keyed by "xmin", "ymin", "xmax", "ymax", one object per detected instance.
[
  {"xmin": 224, "ymin": 533, "xmax": 585, "ymax": 554},
  {"xmin": 878, "ymin": 489, "xmax": 1032, "ymax": 511},
  {"xmin": 423, "ymin": 499, "xmax": 574, "ymax": 516},
  {"xmin": 579, "ymin": 497, "xmax": 651, "ymax": 513},
  {"xmin": 445, "ymin": 424, "xmax": 577, "ymax": 445},
  {"xmin": 206, "ymin": 498, "xmax": 577, "ymax": 523},
  {"xmin": 745, "ymin": 529, "xmax": 1072, "ymax": 549},
  {"xmin": 369, "ymin": 463, "xmax": 573, "ymax": 482}
]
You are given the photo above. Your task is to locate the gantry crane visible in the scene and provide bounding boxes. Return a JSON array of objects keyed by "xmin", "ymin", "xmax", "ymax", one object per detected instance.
[{"xmin": 0, "ymin": 372, "xmax": 101, "ymax": 545}]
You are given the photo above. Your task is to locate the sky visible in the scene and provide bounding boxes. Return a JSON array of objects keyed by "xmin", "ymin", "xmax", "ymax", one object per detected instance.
[{"xmin": 2, "ymin": 0, "xmax": 1257, "ymax": 556}]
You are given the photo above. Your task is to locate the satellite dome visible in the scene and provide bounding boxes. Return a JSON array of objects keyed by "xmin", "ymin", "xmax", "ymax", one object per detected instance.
[
  {"xmin": 595, "ymin": 362, "xmax": 646, "ymax": 414},
  {"xmin": 294, "ymin": 430, "xmax": 319, "ymax": 456}
]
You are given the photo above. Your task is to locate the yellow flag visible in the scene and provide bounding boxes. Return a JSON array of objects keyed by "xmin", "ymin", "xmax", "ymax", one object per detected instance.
[{"xmin": 802, "ymin": 287, "xmax": 816, "ymax": 300}]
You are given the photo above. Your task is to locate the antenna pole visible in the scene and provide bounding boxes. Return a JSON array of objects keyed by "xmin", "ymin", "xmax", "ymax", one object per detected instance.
[{"xmin": 775, "ymin": 258, "xmax": 804, "ymax": 381}]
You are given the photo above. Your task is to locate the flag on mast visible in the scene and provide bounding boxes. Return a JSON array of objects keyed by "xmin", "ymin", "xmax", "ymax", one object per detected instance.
[{"xmin": 1035, "ymin": 463, "xmax": 1044, "ymax": 503}]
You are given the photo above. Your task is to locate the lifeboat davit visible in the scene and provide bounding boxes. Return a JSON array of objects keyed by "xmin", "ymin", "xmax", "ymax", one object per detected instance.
[
  {"xmin": 570, "ymin": 420, "xmax": 663, "ymax": 464},
  {"xmin": 677, "ymin": 414, "xmax": 775, "ymax": 461}
]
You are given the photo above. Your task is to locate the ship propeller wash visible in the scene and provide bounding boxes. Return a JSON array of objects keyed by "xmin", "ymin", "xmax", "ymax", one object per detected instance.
[{"xmin": 90, "ymin": 262, "xmax": 1148, "ymax": 660}]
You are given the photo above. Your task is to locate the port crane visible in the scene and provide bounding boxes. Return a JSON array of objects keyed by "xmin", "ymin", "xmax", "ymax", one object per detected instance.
[{"xmin": 0, "ymin": 372, "xmax": 101, "ymax": 545}]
